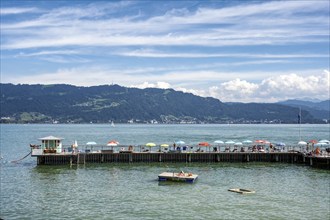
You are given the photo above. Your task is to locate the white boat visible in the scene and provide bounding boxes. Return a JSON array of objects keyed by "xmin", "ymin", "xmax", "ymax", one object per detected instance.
[
  {"xmin": 228, "ymin": 188, "xmax": 255, "ymax": 194},
  {"xmin": 158, "ymin": 171, "xmax": 198, "ymax": 183}
]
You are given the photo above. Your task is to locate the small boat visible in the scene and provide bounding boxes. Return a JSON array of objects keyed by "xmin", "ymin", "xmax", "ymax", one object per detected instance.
[
  {"xmin": 228, "ymin": 188, "xmax": 255, "ymax": 194},
  {"xmin": 158, "ymin": 171, "xmax": 198, "ymax": 183}
]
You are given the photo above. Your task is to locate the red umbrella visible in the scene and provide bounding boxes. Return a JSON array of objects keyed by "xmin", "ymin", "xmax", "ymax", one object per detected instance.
[
  {"xmin": 255, "ymin": 140, "xmax": 265, "ymax": 143},
  {"xmin": 255, "ymin": 140, "xmax": 269, "ymax": 144},
  {"xmin": 198, "ymin": 142, "xmax": 210, "ymax": 146},
  {"xmin": 309, "ymin": 140, "xmax": 317, "ymax": 144},
  {"xmin": 107, "ymin": 140, "xmax": 119, "ymax": 146}
]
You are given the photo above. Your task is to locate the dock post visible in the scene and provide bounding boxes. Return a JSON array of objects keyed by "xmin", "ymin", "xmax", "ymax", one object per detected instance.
[
  {"xmin": 276, "ymin": 155, "xmax": 279, "ymax": 162},
  {"xmin": 247, "ymin": 154, "xmax": 249, "ymax": 162},
  {"xmin": 159, "ymin": 154, "xmax": 162, "ymax": 162},
  {"xmin": 70, "ymin": 156, "xmax": 72, "ymax": 166},
  {"xmin": 101, "ymin": 154, "xmax": 104, "ymax": 163},
  {"xmin": 129, "ymin": 154, "xmax": 133, "ymax": 163},
  {"xmin": 188, "ymin": 154, "xmax": 191, "ymax": 163},
  {"xmin": 310, "ymin": 158, "xmax": 313, "ymax": 166}
]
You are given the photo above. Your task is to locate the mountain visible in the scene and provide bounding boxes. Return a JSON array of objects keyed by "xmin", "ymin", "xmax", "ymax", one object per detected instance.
[
  {"xmin": 0, "ymin": 83, "xmax": 322, "ymax": 124},
  {"xmin": 277, "ymin": 99, "xmax": 330, "ymax": 121}
]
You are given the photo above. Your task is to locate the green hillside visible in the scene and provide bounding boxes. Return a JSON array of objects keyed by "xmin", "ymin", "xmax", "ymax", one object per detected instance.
[{"xmin": 0, "ymin": 83, "xmax": 321, "ymax": 124}]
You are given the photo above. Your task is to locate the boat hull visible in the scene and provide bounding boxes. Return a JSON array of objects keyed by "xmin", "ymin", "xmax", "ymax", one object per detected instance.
[
  {"xmin": 158, "ymin": 172, "xmax": 198, "ymax": 183},
  {"xmin": 228, "ymin": 188, "xmax": 255, "ymax": 194}
]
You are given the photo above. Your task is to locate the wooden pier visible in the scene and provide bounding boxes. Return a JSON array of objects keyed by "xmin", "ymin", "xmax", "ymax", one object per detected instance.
[{"xmin": 35, "ymin": 152, "xmax": 330, "ymax": 169}]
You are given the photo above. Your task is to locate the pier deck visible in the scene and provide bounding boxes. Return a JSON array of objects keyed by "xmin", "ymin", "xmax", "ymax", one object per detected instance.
[{"xmin": 34, "ymin": 152, "xmax": 330, "ymax": 169}]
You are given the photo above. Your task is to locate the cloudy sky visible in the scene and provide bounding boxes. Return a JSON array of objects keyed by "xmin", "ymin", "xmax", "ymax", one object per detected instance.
[{"xmin": 1, "ymin": 0, "xmax": 329, "ymax": 102}]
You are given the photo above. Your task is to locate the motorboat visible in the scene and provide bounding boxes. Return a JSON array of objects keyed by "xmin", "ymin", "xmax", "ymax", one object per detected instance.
[{"xmin": 158, "ymin": 171, "xmax": 198, "ymax": 183}]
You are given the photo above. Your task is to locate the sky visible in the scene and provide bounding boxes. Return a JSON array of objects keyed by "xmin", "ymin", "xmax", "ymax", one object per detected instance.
[{"xmin": 1, "ymin": 0, "xmax": 329, "ymax": 103}]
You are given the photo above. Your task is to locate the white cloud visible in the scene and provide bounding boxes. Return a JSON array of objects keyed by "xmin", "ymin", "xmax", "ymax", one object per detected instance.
[
  {"xmin": 1, "ymin": 1, "xmax": 329, "ymax": 49},
  {"xmin": 116, "ymin": 49, "xmax": 329, "ymax": 59},
  {"xmin": 208, "ymin": 79, "xmax": 259, "ymax": 102},
  {"xmin": 206, "ymin": 71, "xmax": 330, "ymax": 102},
  {"xmin": 0, "ymin": 7, "xmax": 39, "ymax": 15},
  {"xmin": 131, "ymin": 82, "xmax": 171, "ymax": 89},
  {"xmin": 15, "ymin": 50, "xmax": 89, "ymax": 63},
  {"xmin": 16, "ymin": 50, "xmax": 80, "ymax": 57}
]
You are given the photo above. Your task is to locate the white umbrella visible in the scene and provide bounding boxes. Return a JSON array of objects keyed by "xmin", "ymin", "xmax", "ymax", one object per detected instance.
[
  {"xmin": 86, "ymin": 141, "xmax": 97, "ymax": 145},
  {"xmin": 234, "ymin": 142, "xmax": 243, "ymax": 146},
  {"xmin": 319, "ymin": 139, "xmax": 329, "ymax": 144},
  {"xmin": 214, "ymin": 140, "xmax": 224, "ymax": 152},
  {"xmin": 242, "ymin": 140, "xmax": 252, "ymax": 144},
  {"xmin": 298, "ymin": 141, "xmax": 307, "ymax": 145},
  {"xmin": 175, "ymin": 140, "xmax": 185, "ymax": 145},
  {"xmin": 225, "ymin": 140, "xmax": 235, "ymax": 144},
  {"xmin": 315, "ymin": 142, "xmax": 328, "ymax": 147}
]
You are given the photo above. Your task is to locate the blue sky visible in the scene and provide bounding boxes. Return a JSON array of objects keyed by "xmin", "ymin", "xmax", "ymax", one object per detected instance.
[{"xmin": 1, "ymin": 0, "xmax": 329, "ymax": 102}]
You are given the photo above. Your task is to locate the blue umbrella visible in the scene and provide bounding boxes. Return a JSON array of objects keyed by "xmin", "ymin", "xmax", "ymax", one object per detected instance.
[
  {"xmin": 175, "ymin": 140, "xmax": 185, "ymax": 145},
  {"xmin": 276, "ymin": 142, "xmax": 286, "ymax": 146}
]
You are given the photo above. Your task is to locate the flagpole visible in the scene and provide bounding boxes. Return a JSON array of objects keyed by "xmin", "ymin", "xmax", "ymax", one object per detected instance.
[{"xmin": 298, "ymin": 107, "xmax": 301, "ymax": 141}]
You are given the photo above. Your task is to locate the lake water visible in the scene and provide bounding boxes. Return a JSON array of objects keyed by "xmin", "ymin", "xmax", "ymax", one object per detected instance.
[{"xmin": 1, "ymin": 124, "xmax": 329, "ymax": 219}]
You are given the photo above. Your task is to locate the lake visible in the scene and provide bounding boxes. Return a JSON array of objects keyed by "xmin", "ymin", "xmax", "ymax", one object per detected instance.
[{"xmin": 1, "ymin": 124, "xmax": 329, "ymax": 219}]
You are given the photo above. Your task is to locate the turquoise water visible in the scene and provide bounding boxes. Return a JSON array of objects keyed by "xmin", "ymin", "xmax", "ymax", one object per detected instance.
[{"xmin": 1, "ymin": 124, "xmax": 329, "ymax": 219}]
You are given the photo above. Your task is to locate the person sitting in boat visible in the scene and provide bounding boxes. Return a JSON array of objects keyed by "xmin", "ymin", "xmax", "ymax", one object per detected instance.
[{"xmin": 178, "ymin": 171, "xmax": 185, "ymax": 176}]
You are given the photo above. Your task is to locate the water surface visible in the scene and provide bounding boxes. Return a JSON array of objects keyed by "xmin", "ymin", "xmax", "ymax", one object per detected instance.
[{"xmin": 1, "ymin": 124, "xmax": 329, "ymax": 219}]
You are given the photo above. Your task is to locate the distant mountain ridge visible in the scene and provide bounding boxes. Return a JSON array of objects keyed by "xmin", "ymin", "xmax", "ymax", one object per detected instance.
[
  {"xmin": 0, "ymin": 83, "xmax": 324, "ymax": 124},
  {"xmin": 277, "ymin": 99, "xmax": 330, "ymax": 120}
]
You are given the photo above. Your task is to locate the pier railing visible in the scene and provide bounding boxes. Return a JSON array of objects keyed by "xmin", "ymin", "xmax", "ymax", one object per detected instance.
[
  {"xmin": 52, "ymin": 144, "xmax": 325, "ymax": 154},
  {"xmin": 34, "ymin": 151, "xmax": 330, "ymax": 169}
]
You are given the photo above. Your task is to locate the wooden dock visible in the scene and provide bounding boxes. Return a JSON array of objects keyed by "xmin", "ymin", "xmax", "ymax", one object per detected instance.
[{"xmin": 34, "ymin": 152, "xmax": 330, "ymax": 169}]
